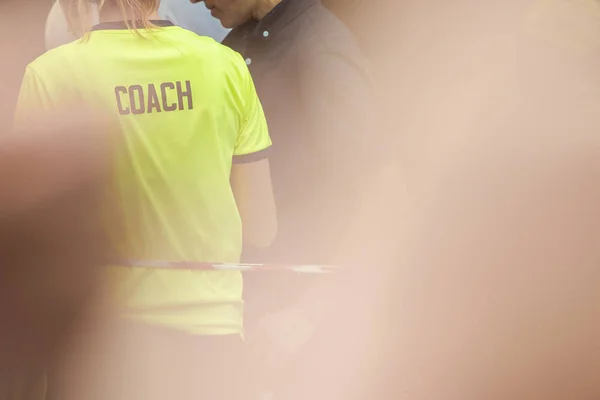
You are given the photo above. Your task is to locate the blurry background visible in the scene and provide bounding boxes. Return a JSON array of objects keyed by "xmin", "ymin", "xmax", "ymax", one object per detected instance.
[
  {"xmin": 6, "ymin": 1, "xmax": 600, "ymax": 399},
  {"xmin": 0, "ymin": 0, "xmax": 53, "ymax": 125}
]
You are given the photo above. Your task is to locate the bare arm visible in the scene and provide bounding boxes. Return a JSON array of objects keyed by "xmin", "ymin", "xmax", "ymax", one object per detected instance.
[{"xmin": 231, "ymin": 158, "xmax": 277, "ymax": 248}]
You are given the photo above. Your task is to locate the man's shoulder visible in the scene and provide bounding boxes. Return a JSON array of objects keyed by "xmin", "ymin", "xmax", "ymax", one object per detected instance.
[
  {"xmin": 297, "ymin": 5, "xmax": 369, "ymax": 70},
  {"xmin": 221, "ymin": 20, "xmax": 257, "ymax": 53},
  {"xmin": 300, "ymin": 6, "xmax": 360, "ymax": 48}
]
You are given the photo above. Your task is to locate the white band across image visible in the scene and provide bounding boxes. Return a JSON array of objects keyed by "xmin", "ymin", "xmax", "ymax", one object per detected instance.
[{"xmin": 121, "ymin": 260, "xmax": 341, "ymax": 274}]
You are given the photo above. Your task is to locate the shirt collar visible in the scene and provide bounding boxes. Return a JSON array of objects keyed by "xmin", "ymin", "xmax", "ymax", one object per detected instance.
[
  {"xmin": 258, "ymin": 0, "xmax": 318, "ymax": 37},
  {"xmin": 91, "ymin": 20, "xmax": 174, "ymax": 31},
  {"xmin": 224, "ymin": 0, "xmax": 318, "ymax": 46}
]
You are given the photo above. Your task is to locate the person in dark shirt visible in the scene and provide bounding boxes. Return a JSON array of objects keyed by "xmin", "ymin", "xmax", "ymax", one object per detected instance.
[
  {"xmin": 190, "ymin": 1, "xmax": 377, "ymax": 390},
  {"xmin": 268, "ymin": 1, "xmax": 600, "ymax": 399},
  {"xmin": 195, "ymin": 0, "xmax": 374, "ymax": 266}
]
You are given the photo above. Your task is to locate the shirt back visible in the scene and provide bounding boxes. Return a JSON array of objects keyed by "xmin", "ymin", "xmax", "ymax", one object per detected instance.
[{"xmin": 15, "ymin": 21, "xmax": 271, "ymax": 335}]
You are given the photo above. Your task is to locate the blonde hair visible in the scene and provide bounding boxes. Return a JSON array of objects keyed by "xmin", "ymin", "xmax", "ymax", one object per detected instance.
[{"xmin": 61, "ymin": 0, "xmax": 160, "ymax": 38}]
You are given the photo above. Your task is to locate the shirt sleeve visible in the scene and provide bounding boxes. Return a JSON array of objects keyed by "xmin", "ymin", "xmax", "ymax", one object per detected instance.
[
  {"xmin": 232, "ymin": 64, "xmax": 272, "ymax": 164},
  {"xmin": 299, "ymin": 50, "xmax": 381, "ymax": 177}
]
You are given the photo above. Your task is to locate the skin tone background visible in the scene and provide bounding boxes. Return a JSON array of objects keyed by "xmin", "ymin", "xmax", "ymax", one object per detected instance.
[{"xmin": 2, "ymin": 1, "xmax": 600, "ymax": 399}]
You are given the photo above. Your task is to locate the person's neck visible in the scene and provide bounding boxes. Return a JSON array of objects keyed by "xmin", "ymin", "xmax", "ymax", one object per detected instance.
[
  {"xmin": 252, "ymin": 0, "xmax": 283, "ymax": 20},
  {"xmin": 98, "ymin": 9, "xmax": 160, "ymax": 24}
]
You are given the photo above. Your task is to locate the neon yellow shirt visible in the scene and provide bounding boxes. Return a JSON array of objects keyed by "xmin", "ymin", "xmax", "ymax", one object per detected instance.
[{"xmin": 14, "ymin": 20, "xmax": 271, "ymax": 335}]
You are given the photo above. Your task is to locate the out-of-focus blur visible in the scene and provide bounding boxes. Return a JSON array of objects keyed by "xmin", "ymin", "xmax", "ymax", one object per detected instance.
[
  {"xmin": 274, "ymin": 1, "xmax": 600, "ymax": 399},
  {"xmin": 0, "ymin": 0, "xmax": 111, "ymax": 393},
  {"xmin": 0, "ymin": 0, "xmax": 49, "ymax": 124},
  {"xmin": 0, "ymin": 108, "xmax": 111, "ymax": 366},
  {"xmin": 2, "ymin": 0, "xmax": 600, "ymax": 399}
]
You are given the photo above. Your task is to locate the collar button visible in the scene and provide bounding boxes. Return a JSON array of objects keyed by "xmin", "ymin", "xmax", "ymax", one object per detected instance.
[{"xmin": 262, "ymin": 30, "xmax": 270, "ymax": 38}]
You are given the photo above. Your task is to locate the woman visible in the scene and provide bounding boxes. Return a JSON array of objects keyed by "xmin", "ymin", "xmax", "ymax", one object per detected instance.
[
  {"xmin": 14, "ymin": 0, "xmax": 276, "ymax": 398},
  {"xmin": 44, "ymin": 0, "xmax": 230, "ymax": 50}
]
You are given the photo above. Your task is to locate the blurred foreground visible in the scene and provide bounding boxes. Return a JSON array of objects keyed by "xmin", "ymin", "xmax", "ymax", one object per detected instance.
[{"xmin": 2, "ymin": 0, "xmax": 600, "ymax": 399}]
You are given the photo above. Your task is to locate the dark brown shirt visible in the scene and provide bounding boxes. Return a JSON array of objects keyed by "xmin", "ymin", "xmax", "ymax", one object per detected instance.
[{"xmin": 224, "ymin": 0, "xmax": 376, "ymax": 264}]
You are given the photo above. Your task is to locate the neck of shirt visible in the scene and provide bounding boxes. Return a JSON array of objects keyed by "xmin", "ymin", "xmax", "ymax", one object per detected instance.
[
  {"xmin": 91, "ymin": 20, "xmax": 174, "ymax": 32},
  {"xmin": 98, "ymin": 8, "xmax": 160, "ymax": 22},
  {"xmin": 254, "ymin": 0, "xmax": 284, "ymax": 20},
  {"xmin": 223, "ymin": 0, "xmax": 318, "ymax": 51}
]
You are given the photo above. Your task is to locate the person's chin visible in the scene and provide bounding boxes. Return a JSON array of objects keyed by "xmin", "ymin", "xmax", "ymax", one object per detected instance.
[
  {"xmin": 211, "ymin": 11, "xmax": 239, "ymax": 29},
  {"xmin": 219, "ymin": 18, "xmax": 236, "ymax": 29}
]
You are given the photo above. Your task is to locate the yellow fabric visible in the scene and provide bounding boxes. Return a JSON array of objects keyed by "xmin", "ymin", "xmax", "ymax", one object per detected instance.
[{"xmin": 14, "ymin": 24, "xmax": 271, "ymax": 335}]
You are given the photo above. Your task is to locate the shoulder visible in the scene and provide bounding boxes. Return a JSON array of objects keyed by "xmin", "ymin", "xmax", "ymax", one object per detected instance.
[
  {"xmin": 171, "ymin": 28, "xmax": 251, "ymax": 89},
  {"xmin": 301, "ymin": 6, "xmax": 362, "ymax": 52},
  {"xmin": 173, "ymin": 27, "xmax": 244, "ymax": 61},
  {"xmin": 198, "ymin": 35, "xmax": 249, "ymax": 78},
  {"xmin": 26, "ymin": 41, "xmax": 83, "ymax": 80},
  {"xmin": 297, "ymin": 5, "xmax": 371, "ymax": 78},
  {"xmin": 158, "ymin": 0, "xmax": 230, "ymax": 41}
]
